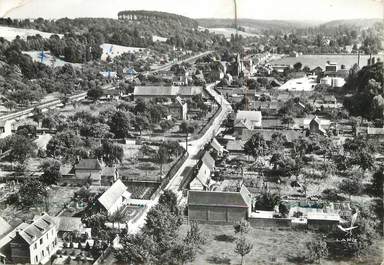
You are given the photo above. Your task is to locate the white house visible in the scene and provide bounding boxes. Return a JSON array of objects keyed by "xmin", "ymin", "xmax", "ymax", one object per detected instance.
[
  {"xmin": 234, "ymin": 111, "xmax": 262, "ymax": 135},
  {"xmin": 98, "ymin": 179, "xmax": 131, "ymax": 215},
  {"xmin": 0, "ymin": 213, "xmax": 58, "ymax": 265}
]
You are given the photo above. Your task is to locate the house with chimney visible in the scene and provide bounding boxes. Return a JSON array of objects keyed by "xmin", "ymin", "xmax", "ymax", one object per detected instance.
[{"xmin": 0, "ymin": 213, "xmax": 57, "ymax": 265}]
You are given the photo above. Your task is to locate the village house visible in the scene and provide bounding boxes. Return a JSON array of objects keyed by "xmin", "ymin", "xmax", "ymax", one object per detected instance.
[
  {"xmin": 233, "ymin": 111, "xmax": 262, "ymax": 135},
  {"xmin": 74, "ymin": 159, "xmax": 103, "ymax": 186},
  {"xmin": 210, "ymin": 138, "xmax": 225, "ymax": 157},
  {"xmin": 97, "ymin": 179, "xmax": 131, "ymax": 215},
  {"xmin": 166, "ymin": 96, "xmax": 188, "ymax": 120},
  {"xmin": 357, "ymin": 127, "xmax": 384, "ymax": 142},
  {"xmin": 0, "ymin": 120, "xmax": 13, "ymax": 139},
  {"xmin": 189, "ymin": 152, "xmax": 215, "ymax": 191},
  {"xmin": 309, "ymin": 116, "xmax": 327, "ymax": 135},
  {"xmin": 187, "ymin": 186, "xmax": 252, "ymax": 224},
  {"xmin": 133, "ymin": 86, "xmax": 205, "ymax": 101},
  {"xmin": 0, "ymin": 213, "xmax": 58, "ymax": 265},
  {"xmin": 99, "ymin": 89, "xmax": 123, "ymax": 101},
  {"xmin": 99, "ymin": 71, "xmax": 118, "ymax": 79}
]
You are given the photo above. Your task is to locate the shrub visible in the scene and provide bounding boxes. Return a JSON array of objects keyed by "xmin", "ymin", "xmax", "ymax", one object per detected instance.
[{"xmin": 322, "ymin": 188, "xmax": 345, "ymax": 202}]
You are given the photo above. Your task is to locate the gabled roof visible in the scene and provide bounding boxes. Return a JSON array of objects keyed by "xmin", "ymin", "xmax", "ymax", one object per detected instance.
[
  {"xmin": 0, "ymin": 223, "xmax": 29, "ymax": 249},
  {"xmin": 0, "ymin": 217, "xmax": 12, "ymax": 237},
  {"xmin": 235, "ymin": 111, "xmax": 262, "ymax": 123},
  {"xmin": 75, "ymin": 159, "xmax": 102, "ymax": 171},
  {"xmin": 55, "ymin": 217, "xmax": 83, "ymax": 232},
  {"xmin": 234, "ymin": 118, "xmax": 253, "ymax": 130},
  {"xmin": 98, "ymin": 179, "xmax": 131, "ymax": 212},
  {"xmin": 211, "ymin": 138, "xmax": 224, "ymax": 153},
  {"xmin": 188, "ymin": 186, "xmax": 251, "ymax": 208},
  {"xmin": 17, "ymin": 214, "xmax": 56, "ymax": 245},
  {"xmin": 310, "ymin": 116, "xmax": 321, "ymax": 126},
  {"xmin": 201, "ymin": 152, "xmax": 215, "ymax": 171}
]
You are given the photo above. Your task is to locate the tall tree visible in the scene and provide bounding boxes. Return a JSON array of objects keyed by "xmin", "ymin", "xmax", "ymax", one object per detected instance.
[
  {"xmin": 39, "ymin": 159, "xmax": 62, "ymax": 185},
  {"xmin": 244, "ymin": 133, "xmax": 268, "ymax": 160},
  {"xmin": 19, "ymin": 179, "xmax": 47, "ymax": 208},
  {"xmin": 156, "ymin": 145, "xmax": 170, "ymax": 175}
]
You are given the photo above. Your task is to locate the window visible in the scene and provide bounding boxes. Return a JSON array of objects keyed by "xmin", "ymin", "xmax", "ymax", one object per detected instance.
[
  {"xmin": 35, "ymin": 256, "xmax": 38, "ymax": 263},
  {"xmin": 40, "ymin": 238, "xmax": 43, "ymax": 245},
  {"xmin": 34, "ymin": 243, "xmax": 37, "ymax": 250},
  {"xmin": 42, "ymin": 250, "xmax": 44, "ymax": 257}
]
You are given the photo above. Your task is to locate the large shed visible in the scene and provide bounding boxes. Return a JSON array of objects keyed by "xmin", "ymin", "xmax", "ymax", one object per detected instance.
[{"xmin": 187, "ymin": 186, "xmax": 252, "ymax": 224}]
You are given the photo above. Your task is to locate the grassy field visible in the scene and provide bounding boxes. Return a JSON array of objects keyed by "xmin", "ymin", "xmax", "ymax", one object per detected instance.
[{"xmin": 181, "ymin": 224, "xmax": 383, "ymax": 265}]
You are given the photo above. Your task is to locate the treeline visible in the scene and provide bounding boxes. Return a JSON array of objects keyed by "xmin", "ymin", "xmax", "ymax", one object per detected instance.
[
  {"xmin": 343, "ymin": 62, "xmax": 384, "ymax": 120},
  {"xmin": 0, "ymin": 16, "xmax": 221, "ymax": 55},
  {"xmin": 118, "ymin": 10, "xmax": 198, "ymax": 29}
]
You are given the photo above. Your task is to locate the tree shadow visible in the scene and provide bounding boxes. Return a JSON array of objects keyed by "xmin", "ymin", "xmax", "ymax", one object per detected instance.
[
  {"xmin": 214, "ymin": 234, "xmax": 236, "ymax": 242},
  {"xmin": 206, "ymin": 255, "xmax": 231, "ymax": 264}
]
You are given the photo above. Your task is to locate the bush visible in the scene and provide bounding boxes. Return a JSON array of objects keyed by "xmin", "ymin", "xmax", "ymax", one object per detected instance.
[
  {"xmin": 322, "ymin": 189, "xmax": 345, "ymax": 201},
  {"xmin": 6, "ymin": 193, "xmax": 19, "ymax": 205}
]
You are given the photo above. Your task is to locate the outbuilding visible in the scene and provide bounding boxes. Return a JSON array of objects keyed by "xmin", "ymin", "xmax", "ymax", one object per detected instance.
[{"xmin": 187, "ymin": 186, "xmax": 252, "ymax": 224}]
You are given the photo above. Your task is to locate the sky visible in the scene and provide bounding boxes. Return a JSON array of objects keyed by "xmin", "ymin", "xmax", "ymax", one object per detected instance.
[{"xmin": 0, "ymin": 0, "xmax": 382, "ymax": 21}]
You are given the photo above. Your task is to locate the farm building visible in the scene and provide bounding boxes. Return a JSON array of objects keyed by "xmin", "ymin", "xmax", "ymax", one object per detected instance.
[{"xmin": 187, "ymin": 186, "xmax": 252, "ymax": 224}]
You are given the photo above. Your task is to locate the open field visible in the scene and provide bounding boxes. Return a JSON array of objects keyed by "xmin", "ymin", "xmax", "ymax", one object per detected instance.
[
  {"xmin": 23, "ymin": 51, "xmax": 82, "ymax": 68},
  {"xmin": 181, "ymin": 224, "xmax": 383, "ymax": 265},
  {"xmin": 0, "ymin": 25, "xmax": 62, "ymax": 41},
  {"xmin": 271, "ymin": 54, "xmax": 384, "ymax": 69},
  {"xmin": 100, "ymin": 43, "xmax": 144, "ymax": 61}
]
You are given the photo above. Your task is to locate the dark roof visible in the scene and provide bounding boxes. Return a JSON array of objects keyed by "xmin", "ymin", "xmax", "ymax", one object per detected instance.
[
  {"xmin": 188, "ymin": 186, "xmax": 251, "ymax": 208},
  {"xmin": 75, "ymin": 159, "xmax": 102, "ymax": 170}
]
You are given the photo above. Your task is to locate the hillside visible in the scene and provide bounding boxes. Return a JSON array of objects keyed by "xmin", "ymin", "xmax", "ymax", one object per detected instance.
[
  {"xmin": 118, "ymin": 10, "xmax": 198, "ymax": 29},
  {"xmin": 197, "ymin": 18, "xmax": 318, "ymax": 33},
  {"xmin": 197, "ymin": 18, "xmax": 382, "ymax": 34},
  {"xmin": 320, "ymin": 18, "xmax": 382, "ymax": 29}
]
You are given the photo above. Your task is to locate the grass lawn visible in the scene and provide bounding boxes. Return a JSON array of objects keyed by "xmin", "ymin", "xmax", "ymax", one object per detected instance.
[
  {"xmin": 182, "ymin": 224, "xmax": 316, "ymax": 265},
  {"xmin": 181, "ymin": 223, "xmax": 383, "ymax": 265}
]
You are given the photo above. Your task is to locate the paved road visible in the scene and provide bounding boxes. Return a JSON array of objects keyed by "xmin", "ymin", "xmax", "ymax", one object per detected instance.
[{"xmin": 128, "ymin": 82, "xmax": 232, "ymax": 234}]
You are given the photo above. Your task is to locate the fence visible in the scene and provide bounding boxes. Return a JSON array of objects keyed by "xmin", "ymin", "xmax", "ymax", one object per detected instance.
[{"xmin": 150, "ymin": 150, "xmax": 188, "ymax": 200}]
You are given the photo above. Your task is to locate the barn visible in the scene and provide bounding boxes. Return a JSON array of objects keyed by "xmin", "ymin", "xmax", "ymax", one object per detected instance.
[{"xmin": 187, "ymin": 186, "xmax": 252, "ymax": 224}]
